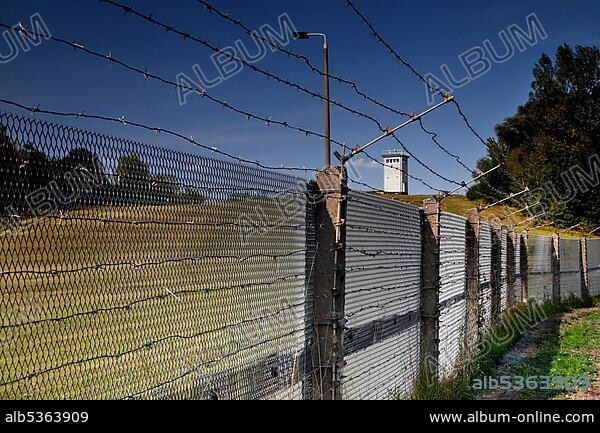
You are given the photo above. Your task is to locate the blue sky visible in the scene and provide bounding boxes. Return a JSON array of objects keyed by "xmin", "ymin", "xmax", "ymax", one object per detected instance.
[{"xmin": 1, "ymin": 0, "xmax": 599, "ymax": 193}]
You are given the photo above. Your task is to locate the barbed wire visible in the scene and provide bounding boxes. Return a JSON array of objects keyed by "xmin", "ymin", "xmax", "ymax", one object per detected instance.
[
  {"xmin": 101, "ymin": 0, "xmax": 407, "ymax": 127},
  {"xmin": 344, "ymin": 0, "xmax": 489, "ymax": 147},
  {"xmin": 2, "ymin": 250, "xmax": 308, "ymax": 278},
  {"xmin": 418, "ymin": 119, "xmax": 476, "ymax": 174},
  {"xmin": 194, "ymin": 0, "xmax": 412, "ymax": 118},
  {"xmin": 0, "ymin": 23, "xmax": 352, "ymax": 154},
  {"xmin": 16, "ymin": 214, "xmax": 307, "ymax": 231},
  {"xmin": 0, "ymin": 99, "xmax": 319, "ymax": 173},
  {"xmin": 345, "ymin": 295, "xmax": 414, "ymax": 319},
  {"xmin": 1, "ymin": 287, "xmax": 305, "ymax": 333},
  {"xmin": 346, "ymin": 281, "xmax": 420, "ymax": 296},
  {"xmin": 0, "ymin": 23, "xmax": 461, "ymax": 190},
  {"xmin": 1, "ymin": 311, "xmax": 305, "ymax": 388},
  {"xmin": 124, "ymin": 328, "xmax": 303, "ymax": 399},
  {"xmin": 347, "ymin": 246, "xmax": 421, "ymax": 258},
  {"xmin": 348, "ymin": 174, "xmax": 445, "ymax": 195},
  {"xmin": 194, "ymin": 0, "xmax": 478, "ymax": 178},
  {"xmin": 92, "ymin": 5, "xmax": 464, "ymax": 188}
]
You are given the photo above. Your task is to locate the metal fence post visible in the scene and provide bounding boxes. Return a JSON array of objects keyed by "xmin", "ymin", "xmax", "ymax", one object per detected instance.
[
  {"xmin": 581, "ymin": 237, "xmax": 590, "ymax": 300},
  {"xmin": 507, "ymin": 230, "xmax": 517, "ymax": 308},
  {"xmin": 312, "ymin": 166, "xmax": 347, "ymax": 400},
  {"xmin": 491, "ymin": 220, "xmax": 502, "ymax": 325},
  {"xmin": 552, "ymin": 234, "xmax": 561, "ymax": 303},
  {"xmin": 420, "ymin": 198, "xmax": 441, "ymax": 380},
  {"xmin": 465, "ymin": 208, "xmax": 481, "ymax": 350},
  {"xmin": 521, "ymin": 232, "xmax": 529, "ymax": 303}
]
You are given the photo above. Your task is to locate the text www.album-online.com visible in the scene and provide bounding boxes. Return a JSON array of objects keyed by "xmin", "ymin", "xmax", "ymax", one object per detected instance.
[{"xmin": 430, "ymin": 412, "xmax": 595, "ymax": 423}]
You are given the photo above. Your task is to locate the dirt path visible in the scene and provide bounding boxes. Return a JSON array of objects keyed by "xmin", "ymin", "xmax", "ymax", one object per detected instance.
[{"xmin": 476, "ymin": 307, "xmax": 600, "ymax": 400}]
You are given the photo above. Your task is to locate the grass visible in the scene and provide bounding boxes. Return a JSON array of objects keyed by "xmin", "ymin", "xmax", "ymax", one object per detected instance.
[
  {"xmin": 376, "ymin": 193, "xmax": 594, "ymax": 238},
  {"xmin": 410, "ymin": 296, "xmax": 596, "ymax": 400},
  {"xmin": 0, "ymin": 200, "xmax": 308, "ymax": 400}
]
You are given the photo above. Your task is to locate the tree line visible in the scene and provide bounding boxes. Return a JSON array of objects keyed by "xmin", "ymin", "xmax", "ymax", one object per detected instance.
[
  {"xmin": 0, "ymin": 127, "xmax": 206, "ymax": 215},
  {"xmin": 468, "ymin": 44, "xmax": 600, "ymax": 229}
]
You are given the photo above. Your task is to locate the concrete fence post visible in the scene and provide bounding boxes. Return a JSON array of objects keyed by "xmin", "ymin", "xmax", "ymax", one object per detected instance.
[
  {"xmin": 312, "ymin": 167, "xmax": 348, "ymax": 400},
  {"xmin": 581, "ymin": 237, "xmax": 590, "ymax": 300},
  {"xmin": 465, "ymin": 208, "xmax": 481, "ymax": 351},
  {"xmin": 552, "ymin": 234, "xmax": 561, "ymax": 303},
  {"xmin": 507, "ymin": 230, "xmax": 517, "ymax": 308},
  {"xmin": 490, "ymin": 220, "xmax": 502, "ymax": 325},
  {"xmin": 420, "ymin": 198, "xmax": 441, "ymax": 380},
  {"xmin": 520, "ymin": 232, "xmax": 529, "ymax": 303}
]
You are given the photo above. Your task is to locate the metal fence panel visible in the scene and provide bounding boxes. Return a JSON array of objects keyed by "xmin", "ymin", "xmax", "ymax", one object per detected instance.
[
  {"xmin": 479, "ymin": 222, "xmax": 493, "ymax": 328},
  {"xmin": 438, "ymin": 212, "xmax": 466, "ymax": 376},
  {"xmin": 588, "ymin": 239, "xmax": 600, "ymax": 297},
  {"xmin": 515, "ymin": 233, "xmax": 522, "ymax": 303},
  {"xmin": 342, "ymin": 192, "xmax": 421, "ymax": 400},
  {"xmin": 0, "ymin": 112, "xmax": 312, "ymax": 400},
  {"xmin": 560, "ymin": 238, "xmax": 581, "ymax": 300},
  {"xmin": 527, "ymin": 235, "xmax": 553, "ymax": 303},
  {"xmin": 501, "ymin": 230, "xmax": 508, "ymax": 312}
]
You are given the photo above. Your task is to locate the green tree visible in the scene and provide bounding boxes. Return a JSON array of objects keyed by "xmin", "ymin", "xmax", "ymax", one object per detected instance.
[
  {"xmin": 115, "ymin": 154, "xmax": 150, "ymax": 193},
  {"xmin": 468, "ymin": 44, "xmax": 600, "ymax": 227}
]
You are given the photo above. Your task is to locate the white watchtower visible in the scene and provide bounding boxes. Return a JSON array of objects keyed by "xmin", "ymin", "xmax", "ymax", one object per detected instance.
[{"xmin": 383, "ymin": 151, "xmax": 409, "ymax": 194}]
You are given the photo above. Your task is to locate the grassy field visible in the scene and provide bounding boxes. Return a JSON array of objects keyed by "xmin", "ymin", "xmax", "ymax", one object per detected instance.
[
  {"xmin": 377, "ymin": 193, "xmax": 594, "ymax": 238},
  {"xmin": 475, "ymin": 302, "xmax": 600, "ymax": 400},
  {"xmin": 0, "ymin": 200, "xmax": 307, "ymax": 400}
]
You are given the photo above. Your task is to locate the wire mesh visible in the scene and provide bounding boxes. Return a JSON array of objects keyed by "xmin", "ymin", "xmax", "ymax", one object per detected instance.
[
  {"xmin": 559, "ymin": 238, "xmax": 582, "ymax": 300},
  {"xmin": 438, "ymin": 212, "xmax": 467, "ymax": 377},
  {"xmin": 342, "ymin": 192, "xmax": 421, "ymax": 400},
  {"xmin": 0, "ymin": 112, "xmax": 313, "ymax": 400}
]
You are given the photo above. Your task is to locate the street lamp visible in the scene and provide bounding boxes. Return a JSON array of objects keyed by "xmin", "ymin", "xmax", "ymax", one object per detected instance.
[{"xmin": 293, "ymin": 31, "xmax": 331, "ymax": 167}]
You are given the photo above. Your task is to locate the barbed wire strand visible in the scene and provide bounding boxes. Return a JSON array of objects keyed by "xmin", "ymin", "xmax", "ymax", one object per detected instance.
[
  {"xmin": 0, "ymin": 98, "xmax": 319, "ymax": 173},
  {"xmin": 192, "ymin": 0, "xmax": 479, "ymax": 177},
  {"xmin": 344, "ymin": 0, "xmax": 489, "ymax": 147},
  {"xmin": 1, "ymin": 23, "xmax": 460, "ymax": 190},
  {"xmin": 193, "ymin": 0, "xmax": 411, "ymax": 118}
]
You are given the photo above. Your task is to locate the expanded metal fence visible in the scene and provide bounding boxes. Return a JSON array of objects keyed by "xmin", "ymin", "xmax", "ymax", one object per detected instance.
[
  {"xmin": 343, "ymin": 192, "xmax": 421, "ymax": 400},
  {"xmin": 2, "ymin": 113, "xmax": 600, "ymax": 400},
  {"xmin": 0, "ymin": 112, "xmax": 312, "ymax": 400}
]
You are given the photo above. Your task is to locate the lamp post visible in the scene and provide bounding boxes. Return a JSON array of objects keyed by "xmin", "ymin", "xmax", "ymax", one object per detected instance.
[{"xmin": 294, "ymin": 32, "xmax": 331, "ymax": 167}]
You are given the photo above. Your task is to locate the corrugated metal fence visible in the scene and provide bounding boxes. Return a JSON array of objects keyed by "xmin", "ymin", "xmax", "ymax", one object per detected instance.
[
  {"xmin": 479, "ymin": 222, "xmax": 493, "ymax": 328},
  {"xmin": 343, "ymin": 192, "xmax": 421, "ymax": 399},
  {"xmin": 560, "ymin": 238, "xmax": 582, "ymax": 300},
  {"xmin": 438, "ymin": 213, "xmax": 467, "ymax": 377},
  {"xmin": 587, "ymin": 239, "xmax": 600, "ymax": 297},
  {"xmin": 527, "ymin": 235, "xmax": 554, "ymax": 302}
]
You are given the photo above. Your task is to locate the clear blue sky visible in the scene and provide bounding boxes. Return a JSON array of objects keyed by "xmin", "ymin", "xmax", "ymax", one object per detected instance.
[{"xmin": 1, "ymin": 0, "xmax": 598, "ymax": 193}]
